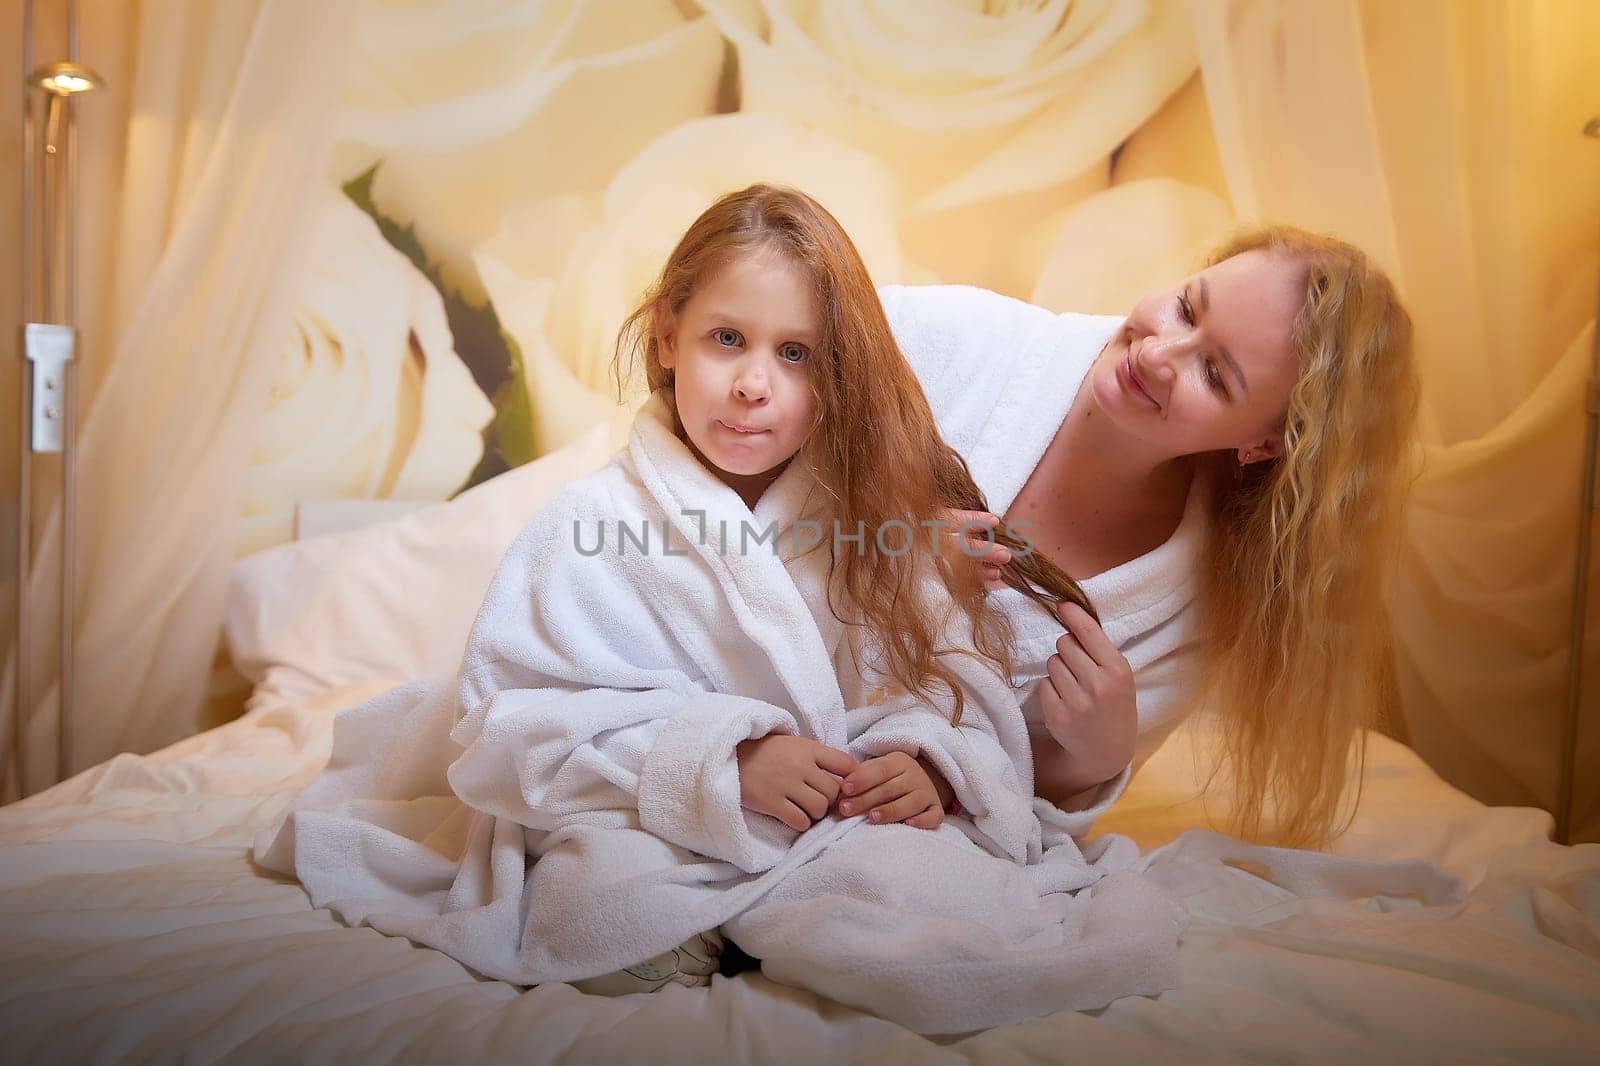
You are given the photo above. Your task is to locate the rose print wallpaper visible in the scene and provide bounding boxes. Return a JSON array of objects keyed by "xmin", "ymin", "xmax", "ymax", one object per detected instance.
[{"xmin": 236, "ymin": 0, "xmax": 1232, "ymax": 556}]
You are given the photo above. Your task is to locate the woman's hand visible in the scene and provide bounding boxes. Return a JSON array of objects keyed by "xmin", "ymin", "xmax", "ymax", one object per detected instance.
[
  {"xmin": 943, "ymin": 509, "xmax": 1010, "ymax": 591},
  {"xmin": 736, "ymin": 736, "xmax": 858, "ymax": 831},
  {"xmin": 1034, "ymin": 601, "xmax": 1138, "ymax": 801},
  {"xmin": 836, "ymin": 751, "xmax": 952, "ymax": 829}
]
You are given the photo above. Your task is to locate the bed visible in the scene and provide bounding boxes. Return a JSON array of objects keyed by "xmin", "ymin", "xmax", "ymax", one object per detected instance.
[{"xmin": 2, "ymin": 434, "xmax": 1597, "ymax": 1064}]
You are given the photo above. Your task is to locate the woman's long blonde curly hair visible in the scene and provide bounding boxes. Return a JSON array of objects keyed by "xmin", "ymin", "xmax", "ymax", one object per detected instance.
[{"xmin": 1193, "ymin": 225, "xmax": 1420, "ymax": 847}]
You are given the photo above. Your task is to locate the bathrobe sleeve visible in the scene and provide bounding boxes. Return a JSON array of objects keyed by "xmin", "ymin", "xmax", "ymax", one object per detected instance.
[
  {"xmin": 841, "ymin": 595, "xmax": 1043, "ymax": 865},
  {"xmin": 445, "ymin": 484, "xmax": 804, "ymax": 875},
  {"xmin": 878, "ymin": 283, "xmax": 1058, "ymax": 458},
  {"xmin": 851, "ymin": 697, "xmax": 1042, "ymax": 865}
]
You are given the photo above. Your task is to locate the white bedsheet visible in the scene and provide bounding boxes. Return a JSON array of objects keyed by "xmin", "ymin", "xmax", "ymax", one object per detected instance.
[{"xmin": 1, "ymin": 681, "xmax": 1596, "ymax": 1064}]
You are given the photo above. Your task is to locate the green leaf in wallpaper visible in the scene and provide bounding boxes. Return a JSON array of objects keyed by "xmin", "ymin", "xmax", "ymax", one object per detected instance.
[
  {"xmin": 341, "ymin": 164, "xmax": 536, "ymax": 492},
  {"xmin": 476, "ymin": 333, "xmax": 537, "ymax": 488}
]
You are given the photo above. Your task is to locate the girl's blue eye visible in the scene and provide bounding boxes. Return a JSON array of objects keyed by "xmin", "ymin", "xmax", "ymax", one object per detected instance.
[
  {"xmin": 779, "ymin": 344, "xmax": 809, "ymax": 364},
  {"xmin": 715, "ymin": 328, "xmax": 741, "ymax": 347}
]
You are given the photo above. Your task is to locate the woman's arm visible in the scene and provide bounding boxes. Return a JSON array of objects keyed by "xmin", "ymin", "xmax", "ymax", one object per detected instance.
[
  {"xmin": 1030, "ymin": 601, "xmax": 1140, "ymax": 811},
  {"xmin": 1031, "ymin": 733, "xmax": 1123, "ymax": 807}
]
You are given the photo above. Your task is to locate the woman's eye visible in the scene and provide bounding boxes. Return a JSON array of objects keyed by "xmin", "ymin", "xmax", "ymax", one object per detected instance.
[
  {"xmin": 1178, "ymin": 293, "xmax": 1196, "ymax": 326},
  {"xmin": 1204, "ymin": 361, "xmax": 1226, "ymax": 394},
  {"xmin": 714, "ymin": 328, "xmax": 741, "ymax": 347},
  {"xmin": 778, "ymin": 344, "xmax": 809, "ymax": 364}
]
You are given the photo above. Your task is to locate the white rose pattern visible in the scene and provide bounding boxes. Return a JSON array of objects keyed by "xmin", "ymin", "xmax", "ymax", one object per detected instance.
[
  {"xmin": 473, "ymin": 113, "xmax": 911, "ymax": 454},
  {"xmin": 333, "ymin": 0, "xmax": 726, "ymax": 300},
  {"xmin": 703, "ymin": 0, "xmax": 1199, "ymax": 213},
  {"xmin": 247, "ymin": 0, "xmax": 1238, "ymax": 549},
  {"xmin": 239, "ymin": 192, "xmax": 494, "ymax": 557}
]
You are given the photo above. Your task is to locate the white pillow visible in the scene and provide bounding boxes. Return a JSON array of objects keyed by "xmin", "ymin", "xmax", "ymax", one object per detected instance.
[
  {"xmin": 293, "ymin": 498, "xmax": 432, "ymax": 540},
  {"xmin": 226, "ymin": 425, "xmax": 614, "ymax": 706}
]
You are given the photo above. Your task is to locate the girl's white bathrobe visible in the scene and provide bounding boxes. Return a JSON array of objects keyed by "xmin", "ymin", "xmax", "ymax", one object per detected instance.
[{"xmin": 256, "ymin": 390, "xmax": 1184, "ymax": 1035}]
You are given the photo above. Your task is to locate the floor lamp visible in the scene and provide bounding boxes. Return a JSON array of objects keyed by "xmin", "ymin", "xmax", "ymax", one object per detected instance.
[
  {"xmin": 13, "ymin": 1, "xmax": 100, "ymax": 800},
  {"xmin": 1560, "ymin": 117, "xmax": 1600, "ymax": 844}
]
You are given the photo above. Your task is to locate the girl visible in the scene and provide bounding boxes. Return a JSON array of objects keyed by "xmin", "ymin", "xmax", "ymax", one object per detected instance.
[{"xmin": 259, "ymin": 185, "xmax": 1179, "ymax": 1032}]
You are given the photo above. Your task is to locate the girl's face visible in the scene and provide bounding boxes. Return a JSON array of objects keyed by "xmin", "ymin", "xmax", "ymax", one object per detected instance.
[
  {"xmin": 1086, "ymin": 249, "xmax": 1305, "ymax": 464},
  {"xmin": 658, "ymin": 249, "xmax": 821, "ymax": 504}
]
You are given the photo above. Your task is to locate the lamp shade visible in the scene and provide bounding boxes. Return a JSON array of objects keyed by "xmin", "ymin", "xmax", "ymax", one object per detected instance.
[{"xmin": 29, "ymin": 60, "xmax": 102, "ymax": 95}]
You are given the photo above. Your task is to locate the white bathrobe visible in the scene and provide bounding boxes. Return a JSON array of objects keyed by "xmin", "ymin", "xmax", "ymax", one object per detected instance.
[
  {"xmin": 881, "ymin": 284, "xmax": 1207, "ymax": 836},
  {"xmin": 255, "ymin": 390, "xmax": 1188, "ymax": 1034}
]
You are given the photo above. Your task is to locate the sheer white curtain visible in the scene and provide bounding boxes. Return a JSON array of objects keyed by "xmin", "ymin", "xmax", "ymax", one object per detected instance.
[
  {"xmin": 1194, "ymin": 0, "xmax": 1600, "ymax": 840},
  {"xmin": 2, "ymin": 0, "xmax": 353, "ymax": 797}
]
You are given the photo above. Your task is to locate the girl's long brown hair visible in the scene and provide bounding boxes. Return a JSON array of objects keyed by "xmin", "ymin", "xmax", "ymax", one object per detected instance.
[{"xmin": 616, "ymin": 184, "xmax": 1092, "ymax": 723}]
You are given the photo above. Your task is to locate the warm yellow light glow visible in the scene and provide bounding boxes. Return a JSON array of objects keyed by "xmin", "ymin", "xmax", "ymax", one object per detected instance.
[{"xmin": 29, "ymin": 61, "xmax": 103, "ymax": 96}]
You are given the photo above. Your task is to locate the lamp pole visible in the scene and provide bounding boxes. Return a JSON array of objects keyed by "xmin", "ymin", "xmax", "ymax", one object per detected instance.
[
  {"xmin": 1558, "ymin": 117, "xmax": 1600, "ymax": 844},
  {"xmin": 13, "ymin": 0, "xmax": 100, "ymax": 799}
]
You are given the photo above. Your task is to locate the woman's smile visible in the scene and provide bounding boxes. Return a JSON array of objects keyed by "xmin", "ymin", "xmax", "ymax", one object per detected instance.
[{"xmin": 1119, "ymin": 353, "xmax": 1159, "ymax": 409}]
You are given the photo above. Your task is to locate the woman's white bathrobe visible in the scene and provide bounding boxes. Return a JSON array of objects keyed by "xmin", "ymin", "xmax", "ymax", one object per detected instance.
[
  {"xmin": 256, "ymin": 391, "xmax": 1185, "ymax": 1034},
  {"xmin": 881, "ymin": 284, "xmax": 1206, "ymax": 836}
]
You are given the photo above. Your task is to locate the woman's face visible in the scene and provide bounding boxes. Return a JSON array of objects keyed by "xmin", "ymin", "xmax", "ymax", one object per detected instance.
[{"xmin": 1087, "ymin": 249, "xmax": 1306, "ymax": 464}]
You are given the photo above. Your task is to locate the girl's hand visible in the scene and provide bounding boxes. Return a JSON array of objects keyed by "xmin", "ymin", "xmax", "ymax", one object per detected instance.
[
  {"xmin": 736, "ymin": 736, "xmax": 858, "ymax": 831},
  {"xmin": 1035, "ymin": 601, "xmax": 1138, "ymax": 797},
  {"xmin": 943, "ymin": 509, "xmax": 1009, "ymax": 592},
  {"xmin": 836, "ymin": 751, "xmax": 953, "ymax": 830}
]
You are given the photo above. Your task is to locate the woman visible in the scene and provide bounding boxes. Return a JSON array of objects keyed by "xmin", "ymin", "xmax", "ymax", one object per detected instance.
[{"xmin": 885, "ymin": 225, "xmax": 1419, "ymax": 847}]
